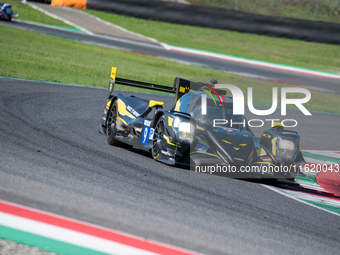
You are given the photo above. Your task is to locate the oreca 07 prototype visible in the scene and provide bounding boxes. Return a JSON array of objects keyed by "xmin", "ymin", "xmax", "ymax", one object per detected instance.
[{"xmin": 100, "ymin": 68, "xmax": 306, "ymax": 181}]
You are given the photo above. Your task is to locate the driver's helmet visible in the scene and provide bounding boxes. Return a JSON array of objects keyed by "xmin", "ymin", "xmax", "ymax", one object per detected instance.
[{"xmin": 173, "ymin": 92, "xmax": 193, "ymax": 113}]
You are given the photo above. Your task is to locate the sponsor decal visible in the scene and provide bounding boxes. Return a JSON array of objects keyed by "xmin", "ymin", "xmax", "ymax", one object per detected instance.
[
  {"xmin": 195, "ymin": 144, "xmax": 209, "ymax": 152},
  {"xmin": 141, "ymin": 120, "xmax": 153, "ymax": 145},
  {"xmin": 141, "ymin": 126, "xmax": 150, "ymax": 145},
  {"xmin": 127, "ymin": 105, "xmax": 140, "ymax": 117},
  {"xmin": 149, "ymin": 128, "xmax": 154, "ymax": 140}
]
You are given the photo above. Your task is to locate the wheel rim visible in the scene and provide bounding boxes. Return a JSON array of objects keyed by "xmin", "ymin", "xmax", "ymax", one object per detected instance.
[
  {"xmin": 107, "ymin": 105, "xmax": 117, "ymax": 138},
  {"xmin": 152, "ymin": 119, "xmax": 164, "ymax": 156}
]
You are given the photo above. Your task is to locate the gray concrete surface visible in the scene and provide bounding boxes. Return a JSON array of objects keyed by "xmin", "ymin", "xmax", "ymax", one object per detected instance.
[
  {"xmin": 28, "ymin": 1, "xmax": 160, "ymax": 44},
  {"xmin": 0, "ymin": 78, "xmax": 339, "ymax": 255},
  {"xmin": 1, "ymin": 2, "xmax": 339, "ymax": 253}
]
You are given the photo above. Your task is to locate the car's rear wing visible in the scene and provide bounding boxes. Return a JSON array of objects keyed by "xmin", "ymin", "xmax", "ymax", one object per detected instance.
[
  {"xmin": 108, "ymin": 67, "xmax": 227, "ymax": 108},
  {"xmin": 108, "ymin": 67, "xmax": 176, "ymax": 97}
]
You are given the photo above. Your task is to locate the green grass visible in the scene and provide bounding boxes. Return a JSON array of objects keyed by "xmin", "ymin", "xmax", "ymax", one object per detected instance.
[
  {"xmin": 0, "ymin": 25, "xmax": 338, "ymax": 114},
  {"xmin": 188, "ymin": 0, "xmax": 340, "ymax": 24},
  {"xmin": 6, "ymin": 0, "xmax": 72, "ymax": 27},
  {"xmin": 84, "ymin": 9, "xmax": 340, "ymax": 74},
  {"xmin": 8, "ymin": 1, "xmax": 340, "ymax": 74}
]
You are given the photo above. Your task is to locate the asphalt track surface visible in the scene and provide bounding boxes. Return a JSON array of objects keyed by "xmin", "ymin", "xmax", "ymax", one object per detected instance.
[
  {"xmin": 0, "ymin": 77, "xmax": 339, "ymax": 255},
  {"xmin": 2, "ymin": 20, "xmax": 340, "ymax": 95}
]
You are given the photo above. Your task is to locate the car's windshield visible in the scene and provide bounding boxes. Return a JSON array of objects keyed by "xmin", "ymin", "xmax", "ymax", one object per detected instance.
[
  {"xmin": 190, "ymin": 102, "xmax": 246, "ymax": 130},
  {"xmin": 174, "ymin": 91, "xmax": 247, "ymax": 130}
]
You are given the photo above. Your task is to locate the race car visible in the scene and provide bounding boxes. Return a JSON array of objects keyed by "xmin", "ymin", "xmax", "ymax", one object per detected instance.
[
  {"xmin": 0, "ymin": 3, "xmax": 18, "ymax": 21},
  {"xmin": 100, "ymin": 67, "xmax": 306, "ymax": 181}
]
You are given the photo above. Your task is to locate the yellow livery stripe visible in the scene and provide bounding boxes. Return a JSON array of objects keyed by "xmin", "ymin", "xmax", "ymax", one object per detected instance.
[
  {"xmin": 106, "ymin": 100, "xmax": 112, "ymax": 110},
  {"xmin": 168, "ymin": 117, "xmax": 173, "ymax": 127},
  {"xmin": 163, "ymin": 135, "xmax": 181, "ymax": 148},
  {"xmin": 149, "ymin": 100, "xmax": 164, "ymax": 108},
  {"xmin": 110, "ymin": 67, "xmax": 117, "ymax": 84},
  {"xmin": 117, "ymin": 99, "xmax": 135, "ymax": 119}
]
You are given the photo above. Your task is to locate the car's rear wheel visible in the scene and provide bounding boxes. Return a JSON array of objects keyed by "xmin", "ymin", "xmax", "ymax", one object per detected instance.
[
  {"xmin": 106, "ymin": 102, "xmax": 122, "ymax": 146},
  {"xmin": 152, "ymin": 116, "xmax": 165, "ymax": 159}
]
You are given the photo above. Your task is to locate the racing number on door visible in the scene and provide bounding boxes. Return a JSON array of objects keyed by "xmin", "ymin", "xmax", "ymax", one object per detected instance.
[{"xmin": 141, "ymin": 126, "xmax": 150, "ymax": 145}]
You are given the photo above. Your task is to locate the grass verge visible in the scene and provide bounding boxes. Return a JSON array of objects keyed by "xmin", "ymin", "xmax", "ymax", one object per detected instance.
[
  {"xmin": 8, "ymin": 2, "xmax": 340, "ymax": 75},
  {"xmin": 0, "ymin": 25, "xmax": 338, "ymax": 114},
  {"xmin": 188, "ymin": 0, "xmax": 340, "ymax": 24},
  {"xmin": 6, "ymin": 0, "xmax": 72, "ymax": 27},
  {"xmin": 84, "ymin": 9, "xmax": 340, "ymax": 74}
]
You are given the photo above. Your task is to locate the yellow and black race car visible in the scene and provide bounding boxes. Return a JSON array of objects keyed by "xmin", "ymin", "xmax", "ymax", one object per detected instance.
[{"xmin": 100, "ymin": 67, "xmax": 306, "ymax": 182}]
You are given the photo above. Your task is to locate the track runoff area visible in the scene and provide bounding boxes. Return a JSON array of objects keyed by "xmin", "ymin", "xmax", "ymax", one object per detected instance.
[
  {"xmin": 0, "ymin": 151, "xmax": 339, "ymax": 254},
  {"xmin": 1, "ymin": 34, "xmax": 340, "ymax": 255},
  {"xmin": 0, "ymin": 77, "xmax": 339, "ymax": 254},
  {"xmin": 1, "ymin": 3, "xmax": 340, "ymax": 255}
]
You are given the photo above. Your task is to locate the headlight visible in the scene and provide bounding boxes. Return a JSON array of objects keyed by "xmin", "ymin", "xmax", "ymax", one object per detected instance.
[
  {"xmin": 173, "ymin": 118, "xmax": 181, "ymax": 128},
  {"xmin": 278, "ymin": 139, "xmax": 295, "ymax": 151},
  {"xmin": 276, "ymin": 137, "xmax": 298, "ymax": 162},
  {"xmin": 178, "ymin": 122, "xmax": 194, "ymax": 142}
]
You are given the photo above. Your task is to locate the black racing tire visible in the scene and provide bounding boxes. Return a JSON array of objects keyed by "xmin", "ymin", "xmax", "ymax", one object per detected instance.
[
  {"xmin": 106, "ymin": 101, "xmax": 122, "ymax": 146},
  {"xmin": 151, "ymin": 116, "xmax": 165, "ymax": 160}
]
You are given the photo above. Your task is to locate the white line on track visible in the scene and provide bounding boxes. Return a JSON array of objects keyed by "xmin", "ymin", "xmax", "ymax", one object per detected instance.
[{"xmin": 262, "ymin": 185, "xmax": 340, "ymax": 217}]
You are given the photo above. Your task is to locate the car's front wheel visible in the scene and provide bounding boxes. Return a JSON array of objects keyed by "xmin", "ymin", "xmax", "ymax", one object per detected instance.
[
  {"xmin": 106, "ymin": 101, "xmax": 122, "ymax": 146},
  {"xmin": 151, "ymin": 116, "xmax": 165, "ymax": 160}
]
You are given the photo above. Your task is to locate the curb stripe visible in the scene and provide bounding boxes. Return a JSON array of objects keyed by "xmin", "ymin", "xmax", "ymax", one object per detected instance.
[
  {"xmin": 304, "ymin": 150, "xmax": 340, "ymax": 159},
  {"xmin": 0, "ymin": 225, "xmax": 109, "ymax": 255},
  {"xmin": 167, "ymin": 45, "xmax": 340, "ymax": 80},
  {"xmin": 303, "ymin": 158, "xmax": 336, "ymax": 166},
  {"xmin": 0, "ymin": 212, "xmax": 155, "ymax": 255},
  {"xmin": 265, "ymin": 151, "xmax": 340, "ymax": 216},
  {"xmin": 0, "ymin": 201, "xmax": 200, "ymax": 255},
  {"xmin": 302, "ymin": 152, "xmax": 340, "ymax": 164},
  {"xmin": 296, "ymin": 180, "xmax": 325, "ymax": 191},
  {"xmin": 296, "ymin": 175, "xmax": 318, "ymax": 184}
]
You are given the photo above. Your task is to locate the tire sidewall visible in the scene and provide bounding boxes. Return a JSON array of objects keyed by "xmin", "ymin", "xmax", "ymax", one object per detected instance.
[
  {"xmin": 106, "ymin": 101, "xmax": 120, "ymax": 146},
  {"xmin": 151, "ymin": 116, "xmax": 165, "ymax": 159}
]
